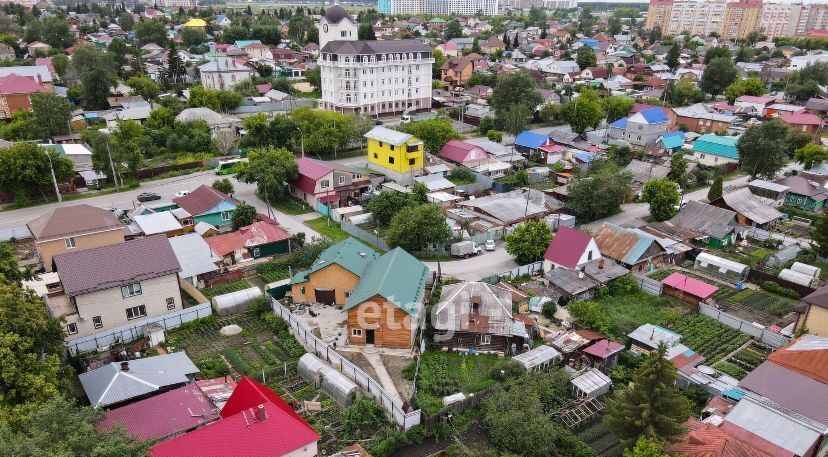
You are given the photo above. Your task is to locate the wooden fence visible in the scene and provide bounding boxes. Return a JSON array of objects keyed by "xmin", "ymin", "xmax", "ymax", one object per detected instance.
[
  {"xmin": 420, "ymin": 385, "xmax": 497, "ymax": 428},
  {"xmin": 136, "ymin": 161, "xmax": 206, "ymax": 179}
]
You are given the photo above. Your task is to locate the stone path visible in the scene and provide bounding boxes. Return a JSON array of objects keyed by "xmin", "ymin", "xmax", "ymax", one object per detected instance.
[{"xmin": 362, "ymin": 349, "xmax": 404, "ymax": 405}]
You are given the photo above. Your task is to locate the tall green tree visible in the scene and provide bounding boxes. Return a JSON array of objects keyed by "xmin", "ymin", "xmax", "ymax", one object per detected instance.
[
  {"xmin": 235, "ymin": 147, "xmax": 298, "ymax": 203},
  {"xmin": 794, "ymin": 143, "xmax": 828, "ymax": 170},
  {"xmin": 576, "ymin": 46, "xmax": 597, "ymax": 69},
  {"xmin": 70, "ymin": 45, "xmax": 117, "ymax": 109},
  {"xmin": 0, "ymin": 143, "xmax": 73, "ymax": 205},
  {"xmin": 565, "ymin": 164, "xmax": 632, "ymax": 222},
  {"xmin": 665, "ymin": 45, "xmax": 680, "ymax": 70},
  {"xmin": 700, "ymin": 57, "xmax": 738, "ymax": 98},
  {"xmin": 445, "ymin": 20, "xmax": 462, "ymax": 40},
  {"xmin": 703, "ymin": 46, "xmax": 732, "ymax": 64},
  {"xmin": 29, "ymin": 93, "xmax": 72, "ymax": 139},
  {"xmin": 641, "ymin": 178, "xmax": 680, "ymax": 222},
  {"xmin": 164, "ymin": 41, "xmax": 186, "ymax": 89},
  {"xmin": 624, "ymin": 437, "xmax": 666, "ymax": 457},
  {"xmin": 134, "ymin": 20, "xmax": 168, "ymax": 46},
  {"xmin": 304, "ymin": 66, "xmax": 321, "ymax": 91},
  {"xmin": 707, "ymin": 175, "xmax": 723, "ymax": 202},
  {"xmin": 602, "ymin": 96, "xmax": 634, "ymax": 124},
  {"xmin": 501, "ymin": 103, "xmax": 533, "ymax": 136},
  {"xmin": 384, "ymin": 204, "xmax": 451, "ymax": 252},
  {"xmin": 504, "ymin": 219, "xmax": 553, "ymax": 264},
  {"xmin": 397, "ymin": 116, "xmax": 459, "ymax": 154},
  {"xmin": 212, "ymin": 178, "xmax": 234, "ymax": 196},
  {"xmin": 0, "ymin": 396, "xmax": 149, "ymax": 456},
  {"xmin": 668, "ymin": 152, "xmax": 688, "ymax": 188},
  {"xmin": 811, "ymin": 215, "xmax": 828, "ymax": 257},
  {"xmin": 723, "ymin": 77, "xmax": 765, "ymax": 105},
  {"xmin": 737, "ymin": 119, "xmax": 790, "ymax": 179},
  {"xmin": 41, "ymin": 16, "xmax": 73, "ymax": 49},
  {"xmin": 125, "ymin": 76, "xmax": 160, "ymax": 100},
  {"xmin": 559, "ymin": 88, "xmax": 605, "ymax": 135},
  {"xmin": 0, "ymin": 243, "xmax": 36, "ymax": 286},
  {"xmin": 603, "ymin": 343, "xmax": 692, "ymax": 447},
  {"xmin": 489, "ymin": 71, "xmax": 543, "ymax": 116},
  {"xmin": 231, "ymin": 202, "xmax": 257, "ymax": 230},
  {"xmin": 366, "ymin": 191, "xmax": 414, "ymax": 226},
  {"xmin": 358, "ymin": 22, "xmax": 376, "ymax": 40}
]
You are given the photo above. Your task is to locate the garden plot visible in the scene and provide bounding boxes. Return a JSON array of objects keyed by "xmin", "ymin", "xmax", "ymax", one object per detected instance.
[
  {"xmin": 721, "ymin": 289, "xmax": 797, "ymax": 327},
  {"xmin": 713, "ymin": 340, "xmax": 773, "ymax": 380},
  {"xmin": 670, "ymin": 314, "xmax": 752, "ymax": 364}
]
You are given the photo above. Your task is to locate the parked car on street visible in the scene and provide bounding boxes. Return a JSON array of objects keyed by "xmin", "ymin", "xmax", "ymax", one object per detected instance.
[
  {"xmin": 137, "ymin": 192, "xmax": 161, "ymax": 202},
  {"xmin": 175, "ymin": 190, "xmax": 190, "ymax": 198},
  {"xmin": 450, "ymin": 241, "xmax": 482, "ymax": 258},
  {"xmin": 485, "ymin": 239, "xmax": 496, "ymax": 251}
]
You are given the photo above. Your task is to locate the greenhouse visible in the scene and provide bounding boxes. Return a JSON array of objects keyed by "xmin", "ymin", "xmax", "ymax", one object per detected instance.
[
  {"xmin": 694, "ymin": 252, "xmax": 749, "ymax": 282},
  {"xmin": 296, "ymin": 353, "xmax": 358, "ymax": 406},
  {"xmin": 512, "ymin": 345, "xmax": 562, "ymax": 372},
  {"xmin": 212, "ymin": 286, "xmax": 262, "ymax": 316},
  {"xmin": 790, "ymin": 262, "xmax": 821, "ymax": 280},
  {"xmin": 571, "ymin": 369, "xmax": 612, "ymax": 399},
  {"xmin": 764, "ymin": 244, "xmax": 801, "ymax": 269},
  {"xmin": 779, "ymin": 269, "xmax": 819, "ymax": 288}
]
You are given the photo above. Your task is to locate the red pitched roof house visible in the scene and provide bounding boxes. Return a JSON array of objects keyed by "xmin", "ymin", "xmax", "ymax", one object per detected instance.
[
  {"xmin": 438, "ymin": 139, "xmax": 489, "ymax": 164},
  {"xmin": 665, "ymin": 419, "xmax": 773, "ymax": 457},
  {"xmin": 0, "ymin": 72, "xmax": 50, "ymax": 119},
  {"xmin": 172, "ymin": 185, "xmax": 238, "ymax": 230},
  {"xmin": 542, "ymin": 226, "xmax": 601, "ymax": 273},
  {"xmin": 287, "ymin": 157, "xmax": 370, "ymax": 210},
  {"xmin": 206, "ymin": 220, "xmax": 291, "ymax": 264},
  {"xmin": 780, "ymin": 110, "xmax": 823, "ymax": 136},
  {"xmin": 150, "ymin": 376, "xmax": 319, "ymax": 457},
  {"xmin": 660, "ymin": 272, "xmax": 719, "ymax": 305}
]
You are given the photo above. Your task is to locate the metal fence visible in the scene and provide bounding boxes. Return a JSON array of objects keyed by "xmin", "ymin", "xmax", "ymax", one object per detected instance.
[
  {"xmin": 634, "ymin": 275, "xmax": 664, "ymax": 296},
  {"xmin": 340, "ymin": 220, "xmax": 392, "ymax": 251},
  {"xmin": 270, "ymin": 298, "xmax": 421, "ymax": 430},
  {"xmin": 481, "ymin": 261, "xmax": 544, "ymax": 284},
  {"xmin": 65, "ymin": 303, "xmax": 213, "ymax": 356},
  {"xmin": 698, "ymin": 303, "xmax": 791, "ymax": 348}
]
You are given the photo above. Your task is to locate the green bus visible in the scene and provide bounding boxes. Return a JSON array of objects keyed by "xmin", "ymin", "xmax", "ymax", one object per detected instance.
[{"xmin": 215, "ymin": 158, "xmax": 246, "ymax": 175}]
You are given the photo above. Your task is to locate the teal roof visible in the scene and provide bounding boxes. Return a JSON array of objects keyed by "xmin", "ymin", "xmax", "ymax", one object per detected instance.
[
  {"xmin": 342, "ymin": 248, "xmax": 429, "ymax": 316},
  {"xmin": 288, "ymin": 238, "xmax": 380, "ymax": 285},
  {"xmin": 692, "ymin": 134, "xmax": 739, "ymax": 159}
]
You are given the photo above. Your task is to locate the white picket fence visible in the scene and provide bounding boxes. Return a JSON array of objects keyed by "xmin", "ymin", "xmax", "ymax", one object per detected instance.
[{"xmin": 271, "ymin": 299, "xmax": 421, "ymax": 430}]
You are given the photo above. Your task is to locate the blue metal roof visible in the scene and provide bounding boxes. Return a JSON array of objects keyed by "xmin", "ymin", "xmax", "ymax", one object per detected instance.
[
  {"xmin": 638, "ymin": 108, "xmax": 670, "ymax": 124},
  {"xmin": 722, "ymin": 388, "xmax": 745, "ymax": 400},
  {"xmin": 574, "ymin": 151, "xmax": 601, "ymax": 163},
  {"xmin": 692, "ymin": 134, "xmax": 739, "ymax": 159},
  {"xmin": 514, "ymin": 131, "xmax": 549, "ymax": 149},
  {"xmin": 660, "ymin": 131, "xmax": 686, "ymax": 149},
  {"xmin": 609, "ymin": 117, "xmax": 627, "ymax": 128}
]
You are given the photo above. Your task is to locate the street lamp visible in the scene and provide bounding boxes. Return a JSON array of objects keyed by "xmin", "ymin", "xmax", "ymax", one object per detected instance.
[
  {"xmin": 44, "ymin": 151, "xmax": 62, "ymax": 204},
  {"xmin": 296, "ymin": 126, "xmax": 305, "ymax": 158}
]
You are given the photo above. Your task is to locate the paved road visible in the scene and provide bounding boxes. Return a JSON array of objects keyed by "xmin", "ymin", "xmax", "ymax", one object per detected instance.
[
  {"xmin": 423, "ymin": 240, "xmax": 518, "ymax": 281},
  {"xmin": 0, "ymin": 171, "xmax": 321, "ymax": 239}
]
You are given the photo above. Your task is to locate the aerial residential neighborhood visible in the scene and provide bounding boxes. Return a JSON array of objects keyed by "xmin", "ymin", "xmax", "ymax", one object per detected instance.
[{"xmin": 1, "ymin": 0, "xmax": 828, "ymax": 456}]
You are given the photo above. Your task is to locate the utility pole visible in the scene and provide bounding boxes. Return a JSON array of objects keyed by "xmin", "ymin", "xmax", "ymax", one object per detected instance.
[
  {"xmin": 44, "ymin": 151, "xmax": 62, "ymax": 203},
  {"xmin": 296, "ymin": 126, "xmax": 305, "ymax": 158},
  {"xmin": 106, "ymin": 141, "xmax": 120, "ymax": 189}
]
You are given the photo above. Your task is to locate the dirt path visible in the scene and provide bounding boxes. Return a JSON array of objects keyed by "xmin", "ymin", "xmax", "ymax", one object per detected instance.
[{"xmin": 363, "ymin": 351, "xmax": 404, "ymax": 405}]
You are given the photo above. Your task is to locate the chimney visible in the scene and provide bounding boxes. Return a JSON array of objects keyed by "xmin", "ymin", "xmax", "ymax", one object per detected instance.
[
  {"xmin": 598, "ymin": 258, "xmax": 605, "ymax": 270},
  {"xmin": 578, "ymin": 271, "xmax": 584, "ymax": 279},
  {"xmin": 255, "ymin": 404, "xmax": 267, "ymax": 422},
  {"xmin": 120, "ymin": 361, "xmax": 129, "ymax": 372},
  {"xmin": 36, "ymin": 73, "xmax": 42, "ymax": 84}
]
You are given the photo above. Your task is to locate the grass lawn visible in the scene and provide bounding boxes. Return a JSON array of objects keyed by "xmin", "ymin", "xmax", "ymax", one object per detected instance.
[
  {"xmin": 408, "ymin": 351, "xmax": 506, "ymax": 415},
  {"xmin": 595, "ymin": 291, "xmax": 686, "ymax": 339},
  {"xmin": 1, "ymin": 182, "xmax": 139, "ymax": 212},
  {"xmin": 272, "ymin": 198, "xmax": 314, "ymax": 215},
  {"xmin": 305, "ymin": 216, "xmax": 349, "ymax": 241}
]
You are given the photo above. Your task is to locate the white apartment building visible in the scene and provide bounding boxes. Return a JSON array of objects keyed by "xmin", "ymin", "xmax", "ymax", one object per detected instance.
[
  {"xmin": 759, "ymin": 3, "xmax": 828, "ymax": 39},
  {"xmin": 389, "ymin": 0, "xmax": 499, "ymax": 16},
  {"xmin": 665, "ymin": 0, "xmax": 727, "ymax": 36},
  {"xmin": 318, "ymin": 5, "xmax": 434, "ymax": 115}
]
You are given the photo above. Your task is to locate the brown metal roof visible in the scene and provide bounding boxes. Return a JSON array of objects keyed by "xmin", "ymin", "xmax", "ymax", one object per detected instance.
[
  {"xmin": 173, "ymin": 185, "xmax": 235, "ymax": 216},
  {"xmin": 27, "ymin": 204, "xmax": 123, "ymax": 241},
  {"xmin": 803, "ymin": 285, "xmax": 828, "ymax": 309},
  {"xmin": 54, "ymin": 236, "xmax": 180, "ymax": 296},
  {"xmin": 739, "ymin": 360, "xmax": 828, "ymax": 424}
]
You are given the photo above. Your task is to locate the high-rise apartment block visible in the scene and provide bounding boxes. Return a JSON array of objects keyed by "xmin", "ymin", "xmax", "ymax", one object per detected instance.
[
  {"xmin": 380, "ymin": 0, "xmax": 499, "ymax": 16},
  {"xmin": 646, "ymin": 0, "xmax": 827, "ymax": 40}
]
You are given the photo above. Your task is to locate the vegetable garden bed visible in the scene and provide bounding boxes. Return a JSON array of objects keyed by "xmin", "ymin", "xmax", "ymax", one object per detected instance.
[
  {"xmin": 670, "ymin": 314, "xmax": 752, "ymax": 364},
  {"xmin": 200, "ymin": 279, "xmax": 253, "ymax": 299}
]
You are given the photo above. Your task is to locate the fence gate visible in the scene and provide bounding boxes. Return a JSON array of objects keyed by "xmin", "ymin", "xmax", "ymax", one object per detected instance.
[{"xmin": 635, "ymin": 275, "xmax": 663, "ymax": 296}]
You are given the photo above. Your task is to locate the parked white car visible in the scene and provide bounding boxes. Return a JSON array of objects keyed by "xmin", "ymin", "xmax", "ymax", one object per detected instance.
[
  {"xmin": 485, "ymin": 239, "xmax": 496, "ymax": 251},
  {"xmin": 175, "ymin": 190, "xmax": 190, "ymax": 198}
]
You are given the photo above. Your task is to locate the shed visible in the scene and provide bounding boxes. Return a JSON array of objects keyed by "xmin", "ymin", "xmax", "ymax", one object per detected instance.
[
  {"xmin": 660, "ymin": 272, "xmax": 719, "ymax": 305},
  {"xmin": 512, "ymin": 344, "xmax": 562, "ymax": 371},
  {"xmin": 571, "ymin": 369, "xmax": 612, "ymax": 398},
  {"xmin": 212, "ymin": 286, "xmax": 262, "ymax": 316},
  {"xmin": 694, "ymin": 252, "xmax": 749, "ymax": 282},
  {"xmin": 331, "ymin": 205, "xmax": 364, "ymax": 223}
]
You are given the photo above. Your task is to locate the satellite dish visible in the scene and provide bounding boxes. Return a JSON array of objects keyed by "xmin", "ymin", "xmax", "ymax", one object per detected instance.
[{"xmin": 697, "ymin": 365, "xmax": 716, "ymax": 376}]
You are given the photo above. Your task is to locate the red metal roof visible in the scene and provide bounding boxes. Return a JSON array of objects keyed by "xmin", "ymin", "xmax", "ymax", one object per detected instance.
[
  {"xmin": 206, "ymin": 220, "xmax": 291, "ymax": 257},
  {"xmin": 780, "ymin": 110, "xmax": 823, "ymax": 126},
  {"xmin": 540, "ymin": 143, "xmax": 567, "ymax": 153},
  {"xmin": 98, "ymin": 384, "xmax": 221, "ymax": 441},
  {"xmin": 661, "ymin": 272, "xmax": 718, "ymax": 299},
  {"xmin": 438, "ymin": 139, "xmax": 488, "ymax": 164},
  {"xmin": 665, "ymin": 419, "xmax": 773, "ymax": 457},
  {"xmin": 150, "ymin": 376, "xmax": 319, "ymax": 457},
  {"xmin": 543, "ymin": 226, "xmax": 594, "ymax": 269},
  {"xmin": 766, "ymin": 335, "xmax": 828, "ymax": 384},
  {"xmin": 173, "ymin": 185, "xmax": 235, "ymax": 216},
  {"xmin": 582, "ymin": 339, "xmax": 624, "ymax": 359},
  {"xmin": 291, "ymin": 158, "xmax": 333, "ymax": 195},
  {"xmin": 0, "ymin": 72, "xmax": 49, "ymax": 95}
]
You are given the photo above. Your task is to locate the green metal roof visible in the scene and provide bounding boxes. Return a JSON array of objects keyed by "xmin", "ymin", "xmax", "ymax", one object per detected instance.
[
  {"xmin": 692, "ymin": 134, "xmax": 739, "ymax": 160},
  {"xmin": 288, "ymin": 238, "xmax": 380, "ymax": 285},
  {"xmin": 342, "ymin": 248, "xmax": 429, "ymax": 316}
]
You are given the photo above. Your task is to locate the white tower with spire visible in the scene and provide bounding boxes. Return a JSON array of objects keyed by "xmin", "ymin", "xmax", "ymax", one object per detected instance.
[{"xmin": 318, "ymin": 2, "xmax": 358, "ymax": 50}]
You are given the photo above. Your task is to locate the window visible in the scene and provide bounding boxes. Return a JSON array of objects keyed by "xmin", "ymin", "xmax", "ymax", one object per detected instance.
[
  {"xmin": 121, "ymin": 282, "xmax": 142, "ymax": 298},
  {"xmin": 66, "ymin": 323, "xmax": 78, "ymax": 335},
  {"xmin": 253, "ymin": 247, "xmax": 261, "ymax": 257},
  {"xmin": 338, "ymin": 176, "xmax": 345, "ymax": 185},
  {"xmin": 409, "ymin": 158, "xmax": 416, "ymax": 166},
  {"xmin": 352, "ymin": 328, "xmax": 362, "ymax": 337},
  {"xmin": 321, "ymin": 179, "xmax": 330, "ymax": 188},
  {"xmin": 390, "ymin": 145, "xmax": 395, "ymax": 151},
  {"xmin": 93, "ymin": 316, "xmax": 103, "ymax": 329},
  {"xmin": 125, "ymin": 305, "xmax": 147, "ymax": 320},
  {"xmin": 221, "ymin": 211, "xmax": 231, "ymax": 222},
  {"xmin": 587, "ymin": 250, "xmax": 593, "ymax": 261},
  {"xmin": 388, "ymin": 156, "xmax": 395, "ymax": 164},
  {"xmin": 345, "ymin": 290, "xmax": 352, "ymax": 298},
  {"xmin": 480, "ymin": 334, "xmax": 492, "ymax": 345},
  {"xmin": 65, "ymin": 237, "xmax": 76, "ymax": 248},
  {"xmin": 374, "ymin": 152, "xmax": 378, "ymax": 159},
  {"xmin": 300, "ymin": 286, "xmax": 306, "ymax": 295},
  {"xmin": 166, "ymin": 297, "xmax": 175, "ymax": 310},
  {"xmin": 183, "ymin": 219, "xmax": 193, "ymax": 226}
]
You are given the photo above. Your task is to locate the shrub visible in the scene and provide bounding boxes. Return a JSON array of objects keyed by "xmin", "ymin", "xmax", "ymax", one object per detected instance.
[
  {"xmin": 761, "ymin": 281, "xmax": 801, "ymax": 299},
  {"xmin": 487, "ymin": 129, "xmax": 503, "ymax": 143},
  {"xmin": 542, "ymin": 301, "xmax": 557, "ymax": 319}
]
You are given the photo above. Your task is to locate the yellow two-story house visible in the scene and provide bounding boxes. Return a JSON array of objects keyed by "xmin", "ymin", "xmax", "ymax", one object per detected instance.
[{"xmin": 364, "ymin": 126, "xmax": 423, "ymax": 184}]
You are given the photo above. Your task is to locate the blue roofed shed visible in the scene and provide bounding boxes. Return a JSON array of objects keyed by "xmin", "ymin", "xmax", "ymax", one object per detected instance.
[{"xmin": 514, "ymin": 131, "xmax": 551, "ymax": 157}]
